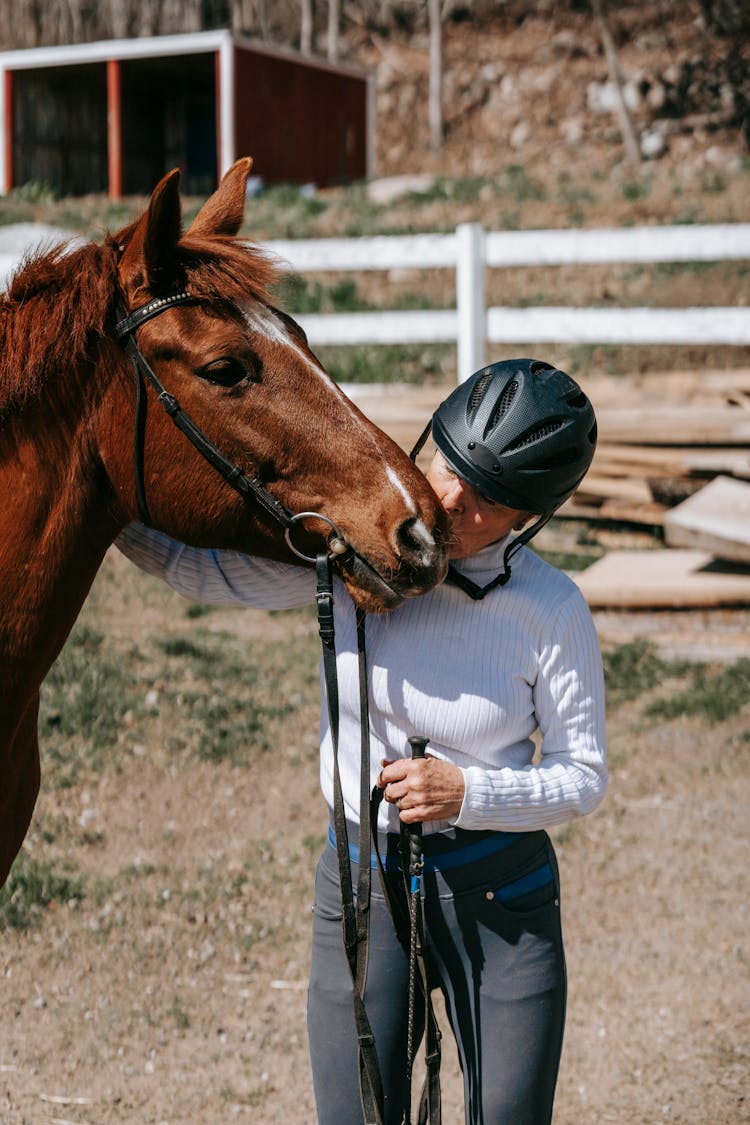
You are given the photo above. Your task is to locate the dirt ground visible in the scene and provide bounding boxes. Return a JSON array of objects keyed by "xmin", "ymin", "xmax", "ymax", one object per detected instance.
[{"xmin": 1, "ymin": 510, "xmax": 748, "ymax": 1125}]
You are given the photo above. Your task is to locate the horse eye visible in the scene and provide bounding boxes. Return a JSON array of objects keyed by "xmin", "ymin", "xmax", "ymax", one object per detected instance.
[{"xmin": 196, "ymin": 357, "xmax": 251, "ymax": 387}]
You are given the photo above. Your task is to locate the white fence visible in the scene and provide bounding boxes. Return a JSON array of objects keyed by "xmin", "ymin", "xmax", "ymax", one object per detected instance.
[{"xmin": 265, "ymin": 222, "xmax": 750, "ymax": 382}]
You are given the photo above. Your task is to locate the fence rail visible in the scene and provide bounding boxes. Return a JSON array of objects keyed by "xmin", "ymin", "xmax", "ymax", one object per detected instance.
[{"xmin": 264, "ymin": 222, "xmax": 750, "ymax": 381}]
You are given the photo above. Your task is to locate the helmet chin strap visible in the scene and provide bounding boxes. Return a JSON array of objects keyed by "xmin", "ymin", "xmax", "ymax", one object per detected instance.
[
  {"xmin": 446, "ymin": 512, "xmax": 554, "ymax": 600},
  {"xmin": 409, "ymin": 419, "xmax": 433, "ymax": 463}
]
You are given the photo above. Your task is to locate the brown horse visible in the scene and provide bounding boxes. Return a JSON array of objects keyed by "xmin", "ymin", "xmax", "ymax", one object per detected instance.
[{"xmin": 0, "ymin": 158, "xmax": 449, "ymax": 887}]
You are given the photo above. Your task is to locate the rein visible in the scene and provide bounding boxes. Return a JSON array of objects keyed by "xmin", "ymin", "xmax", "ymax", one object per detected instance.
[{"xmin": 316, "ymin": 551, "xmax": 442, "ymax": 1125}]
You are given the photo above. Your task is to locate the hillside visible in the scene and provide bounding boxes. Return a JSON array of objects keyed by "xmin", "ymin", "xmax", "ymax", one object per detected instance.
[{"xmin": 358, "ymin": 2, "xmax": 749, "ymax": 187}]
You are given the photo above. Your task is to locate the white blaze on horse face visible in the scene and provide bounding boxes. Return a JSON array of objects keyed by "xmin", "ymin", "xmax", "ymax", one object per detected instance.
[{"xmin": 241, "ymin": 298, "xmax": 428, "ymax": 525}]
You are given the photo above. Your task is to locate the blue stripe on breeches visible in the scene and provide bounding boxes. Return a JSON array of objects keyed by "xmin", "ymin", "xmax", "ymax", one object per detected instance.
[{"xmin": 308, "ymin": 826, "xmax": 567, "ymax": 1125}]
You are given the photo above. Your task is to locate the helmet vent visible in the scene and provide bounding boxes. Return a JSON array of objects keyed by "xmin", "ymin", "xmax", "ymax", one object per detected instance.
[
  {"xmin": 532, "ymin": 446, "xmax": 580, "ymax": 470},
  {"xmin": 468, "ymin": 372, "xmax": 494, "ymax": 414},
  {"xmin": 506, "ymin": 419, "xmax": 563, "ymax": 450},
  {"xmin": 567, "ymin": 391, "xmax": 588, "ymax": 409},
  {"xmin": 487, "ymin": 379, "xmax": 518, "ymax": 432}
]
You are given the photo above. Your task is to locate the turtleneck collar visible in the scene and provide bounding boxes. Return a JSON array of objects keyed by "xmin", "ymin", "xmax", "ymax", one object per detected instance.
[{"xmin": 449, "ymin": 533, "xmax": 515, "ymax": 577}]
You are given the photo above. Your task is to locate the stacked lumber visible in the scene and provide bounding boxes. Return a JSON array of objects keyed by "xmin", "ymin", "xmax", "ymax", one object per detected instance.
[
  {"xmin": 561, "ymin": 368, "xmax": 750, "ymax": 528},
  {"xmin": 568, "ymin": 370, "xmax": 750, "ymax": 609},
  {"xmin": 349, "ymin": 370, "xmax": 750, "ymax": 610}
]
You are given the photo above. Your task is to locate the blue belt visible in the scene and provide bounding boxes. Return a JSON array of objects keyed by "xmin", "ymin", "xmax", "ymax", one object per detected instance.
[
  {"xmin": 327, "ymin": 825, "xmax": 526, "ymax": 874},
  {"xmin": 492, "ymin": 861, "xmax": 554, "ymax": 903}
]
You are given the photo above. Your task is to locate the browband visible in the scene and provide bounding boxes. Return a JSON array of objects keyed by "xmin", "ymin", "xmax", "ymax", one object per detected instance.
[{"xmin": 113, "ymin": 291, "xmax": 198, "ymax": 339}]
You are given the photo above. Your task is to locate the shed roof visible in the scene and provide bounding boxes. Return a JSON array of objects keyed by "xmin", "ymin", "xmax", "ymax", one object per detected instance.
[{"xmin": 0, "ymin": 30, "xmax": 366, "ymax": 81}]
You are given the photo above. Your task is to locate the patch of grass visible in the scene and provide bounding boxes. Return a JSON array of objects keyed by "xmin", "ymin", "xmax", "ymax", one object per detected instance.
[
  {"xmin": 319, "ymin": 342, "xmax": 453, "ymax": 384},
  {"xmin": 702, "ymin": 171, "xmax": 727, "ymax": 194},
  {"xmin": 0, "ymin": 851, "xmax": 85, "ymax": 931},
  {"xmin": 277, "ymin": 273, "xmax": 441, "ymax": 318},
  {"xmin": 602, "ymin": 639, "xmax": 677, "ymax": 708},
  {"xmin": 275, "ymin": 274, "xmax": 375, "ymax": 315},
  {"xmin": 502, "ymin": 164, "xmax": 547, "ymax": 202},
  {"xmin": 39, "ymin": 623, "xmax": 141, "ymax": 784},
  {"xmin": 10, "ymin": 180, "xmax": 60, "ymax": 203},
  {"xmin": 55, "ymin": 207, "xmax": 92, "ymax": 231},
  {"xmin": 654, "ymin": 259, "xmax": 717, "ymax": 278},
  {"xmin": 621, "ymin": 177, "xmax": 652, "ymax": 202},
  {"xmin": 185, "ymin": 603, "xmax": 218, "ymax": 619},
  {"xmin": 0, "ymin": 205, "xmax": 32, "ymax": 226},
  {"xmin": 559, "ymin": 183, "xmax": 597, "ymax": 206},
  {"xmin": 646, "ymin": 658, "xmax": 750, "ymax": 725},
  {"xmin": 675, "ymin": 204, "xmax": 701, "ymax": 224},
  {"xmin": 405, "ymin": 176, "xmax": 489, "ymax": 204},
  {"xmin": 275, "ymin": 274, "xmax": 324, "ymax": 314},
  {"xmin": 532, "ymin": 547, "xmax": 603, "ymax": 571},
  {"xmin": 153, "ymin": 627, "xmax": 320, "ymax": 765},
  {"xmin": 236, "ymin": 182, "xmax": 329, "ymax": 239},
  {"xmin": 169, "ymin": 995, "xmax": 191, "ymax": 1030}
]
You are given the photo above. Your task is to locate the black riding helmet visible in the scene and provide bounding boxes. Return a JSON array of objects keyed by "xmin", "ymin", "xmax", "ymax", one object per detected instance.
[
  {"xmin": 431, "ymin": 358, "xmax": 597, "ymax": 515},
  {"xmin": 412, "ymin": 359, "xmax": 597, "ymax": 597}
]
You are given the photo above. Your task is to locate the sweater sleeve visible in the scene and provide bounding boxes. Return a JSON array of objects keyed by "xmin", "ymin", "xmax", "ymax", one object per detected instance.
[
  {"xmin": 115, "ymin": 523, "xmax": 316, "ymax": 610},
  {"xmin": 454, "ymin": 589, "xmax": 607, "ymax": 831}
]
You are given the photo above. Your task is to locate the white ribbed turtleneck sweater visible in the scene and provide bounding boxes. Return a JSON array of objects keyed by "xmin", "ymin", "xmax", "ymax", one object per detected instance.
[{"xmin": 117, "ymin": 525, "xmax": 607, "ymax": 835}]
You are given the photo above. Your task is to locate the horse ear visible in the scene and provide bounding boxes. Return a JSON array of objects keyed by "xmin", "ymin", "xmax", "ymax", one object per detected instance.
[
  {"xmin": 187, "ymin": 157, "xmax": 253, "ymax": 238},
  {"xmin": 119, "ymin": 167, "xmax": 183, "ymax": 292}
]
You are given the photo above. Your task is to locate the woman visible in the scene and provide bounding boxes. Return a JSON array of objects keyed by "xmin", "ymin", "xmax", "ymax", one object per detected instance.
[{"xmin": 118, "ymin": 357, "xmax": 606, "ymax": 1125}]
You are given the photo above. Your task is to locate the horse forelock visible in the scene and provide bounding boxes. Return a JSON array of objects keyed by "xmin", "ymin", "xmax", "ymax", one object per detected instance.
[{"xmin": 177, "ymin": 235, "xmax": 280, "ymax": 309}]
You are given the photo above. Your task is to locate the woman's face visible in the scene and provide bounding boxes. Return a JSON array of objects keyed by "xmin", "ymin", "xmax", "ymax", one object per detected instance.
[{"xmin": 426, "ymin": 451, "xmax": 530, "ymax": 559}]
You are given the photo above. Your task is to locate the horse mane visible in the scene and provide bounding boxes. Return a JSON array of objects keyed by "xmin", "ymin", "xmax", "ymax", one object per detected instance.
[
  {"xmin": 0, "ymin": 241, "xmax": 119, "ymax": 415},
  {"xmin": 0, "ymin": 230, "xmax": 280, "ymax": 417}
]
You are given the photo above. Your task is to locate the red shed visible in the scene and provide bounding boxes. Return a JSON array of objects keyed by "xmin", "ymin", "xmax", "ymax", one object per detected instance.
[{"xmin": 0, "ymin": 30, "xmax": 373, "ymax": 198}]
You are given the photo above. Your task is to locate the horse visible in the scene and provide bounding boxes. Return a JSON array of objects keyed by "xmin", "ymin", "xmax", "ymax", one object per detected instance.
[{"xmin": 0, "ymin": 157, "xmax": 449, "ymax": 888}]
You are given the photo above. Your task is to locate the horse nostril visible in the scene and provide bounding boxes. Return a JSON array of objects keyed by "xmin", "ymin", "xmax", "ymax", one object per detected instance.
[{"xmin": 395, "ymin": 517, "xmax": 437, "ymax": 564}]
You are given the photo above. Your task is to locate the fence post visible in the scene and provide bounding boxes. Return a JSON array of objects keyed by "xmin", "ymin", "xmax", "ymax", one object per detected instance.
[{"xmin": 455, "ymin": 221, "xmax": 486, "ymax": 382}]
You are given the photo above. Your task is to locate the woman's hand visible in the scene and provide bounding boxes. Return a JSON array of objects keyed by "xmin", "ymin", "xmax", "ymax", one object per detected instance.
[{"xmin": 378, "ymin": 755, "xmax": 465, "ymax": 823}]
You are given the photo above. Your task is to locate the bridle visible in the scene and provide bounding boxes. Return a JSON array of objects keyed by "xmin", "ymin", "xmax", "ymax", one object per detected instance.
[{"xmin": 112, "ymin": 288, "xmax": 346, "ymax": 561}]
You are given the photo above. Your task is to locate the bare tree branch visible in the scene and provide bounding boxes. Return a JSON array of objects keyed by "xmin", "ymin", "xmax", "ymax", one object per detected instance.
[
  {"xmin": 428, "ymin": 0, "xmax": 443, "ymax": 151},
  {"xmin": 300, "ymin": 0, "xmax": 314, "ymax": 54},
  {"xmin": 591, "ymin": 0, "xmax": 641, "ymax": 168},
  {"xmin": 327, "ymin": 0, "xmax": 340, "ymax": 63}
]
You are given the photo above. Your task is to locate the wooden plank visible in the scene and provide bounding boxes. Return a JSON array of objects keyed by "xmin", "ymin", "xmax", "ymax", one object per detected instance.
[
  {"xmin": 574, "ymin": 473, "xmax": 653, "ymax": 505},
  {"xmin": 582, "ymin": 368, "xmax": 750, "ymax": 400},
  {"xmin": 594, "ymin": 444, "xmax": 750, "ymax": 479},
  {"xmin": 573, "ymin": 549, "xmax": 750, "ymax": 608},
  {"xmin": 597, "ymin": 406, "xmax": 750, "ymax": 446},
  {"xmin": 664, "ymin": 476, "xmax": 750, "ymax": 564},
  {"xmin": 597, "ymin": 499, "xmax": 667, "ymax": 525},
  {"xmin": 557, "ymin": 498, "xmax": 667, "ymax": 525}
]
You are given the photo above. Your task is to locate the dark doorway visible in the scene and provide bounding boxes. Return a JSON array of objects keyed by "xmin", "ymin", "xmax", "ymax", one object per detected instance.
[
  {"xmin": 13, "ymin": 64, "xmax": 108, "ymax": 195},
  {"xmin": 120, "ymin": 53, "xmax": 217, "ymax": 196}
]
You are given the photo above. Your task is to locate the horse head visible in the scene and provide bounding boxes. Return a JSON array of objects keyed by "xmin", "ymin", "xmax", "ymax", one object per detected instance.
[{"xmin": 104, "ymin": 158, "xmax": 449, "ymax": 612}]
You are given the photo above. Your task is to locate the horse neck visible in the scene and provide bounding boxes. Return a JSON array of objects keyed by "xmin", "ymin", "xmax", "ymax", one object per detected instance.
[{"xmin": 0, "ymin": 399, "xmax": 119, "ymax": 704}]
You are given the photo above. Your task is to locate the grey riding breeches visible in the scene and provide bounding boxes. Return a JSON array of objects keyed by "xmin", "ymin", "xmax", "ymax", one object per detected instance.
[{"xmin": 307, "ymin": 826, "xmax": 567, "ymax": 1125}]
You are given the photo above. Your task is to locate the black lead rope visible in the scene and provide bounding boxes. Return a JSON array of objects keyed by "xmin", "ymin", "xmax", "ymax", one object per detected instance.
[
  {"xmin": 317, "ymin": 554, "xmax": 442, "ymax": 1125},
  {"xmin": 402, "ymin": 736, "xmax": 429, "ymax": 1125},
  {"xmin": 316, "ymin": 553, "xmax": 385, "ymax": 1125}
]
